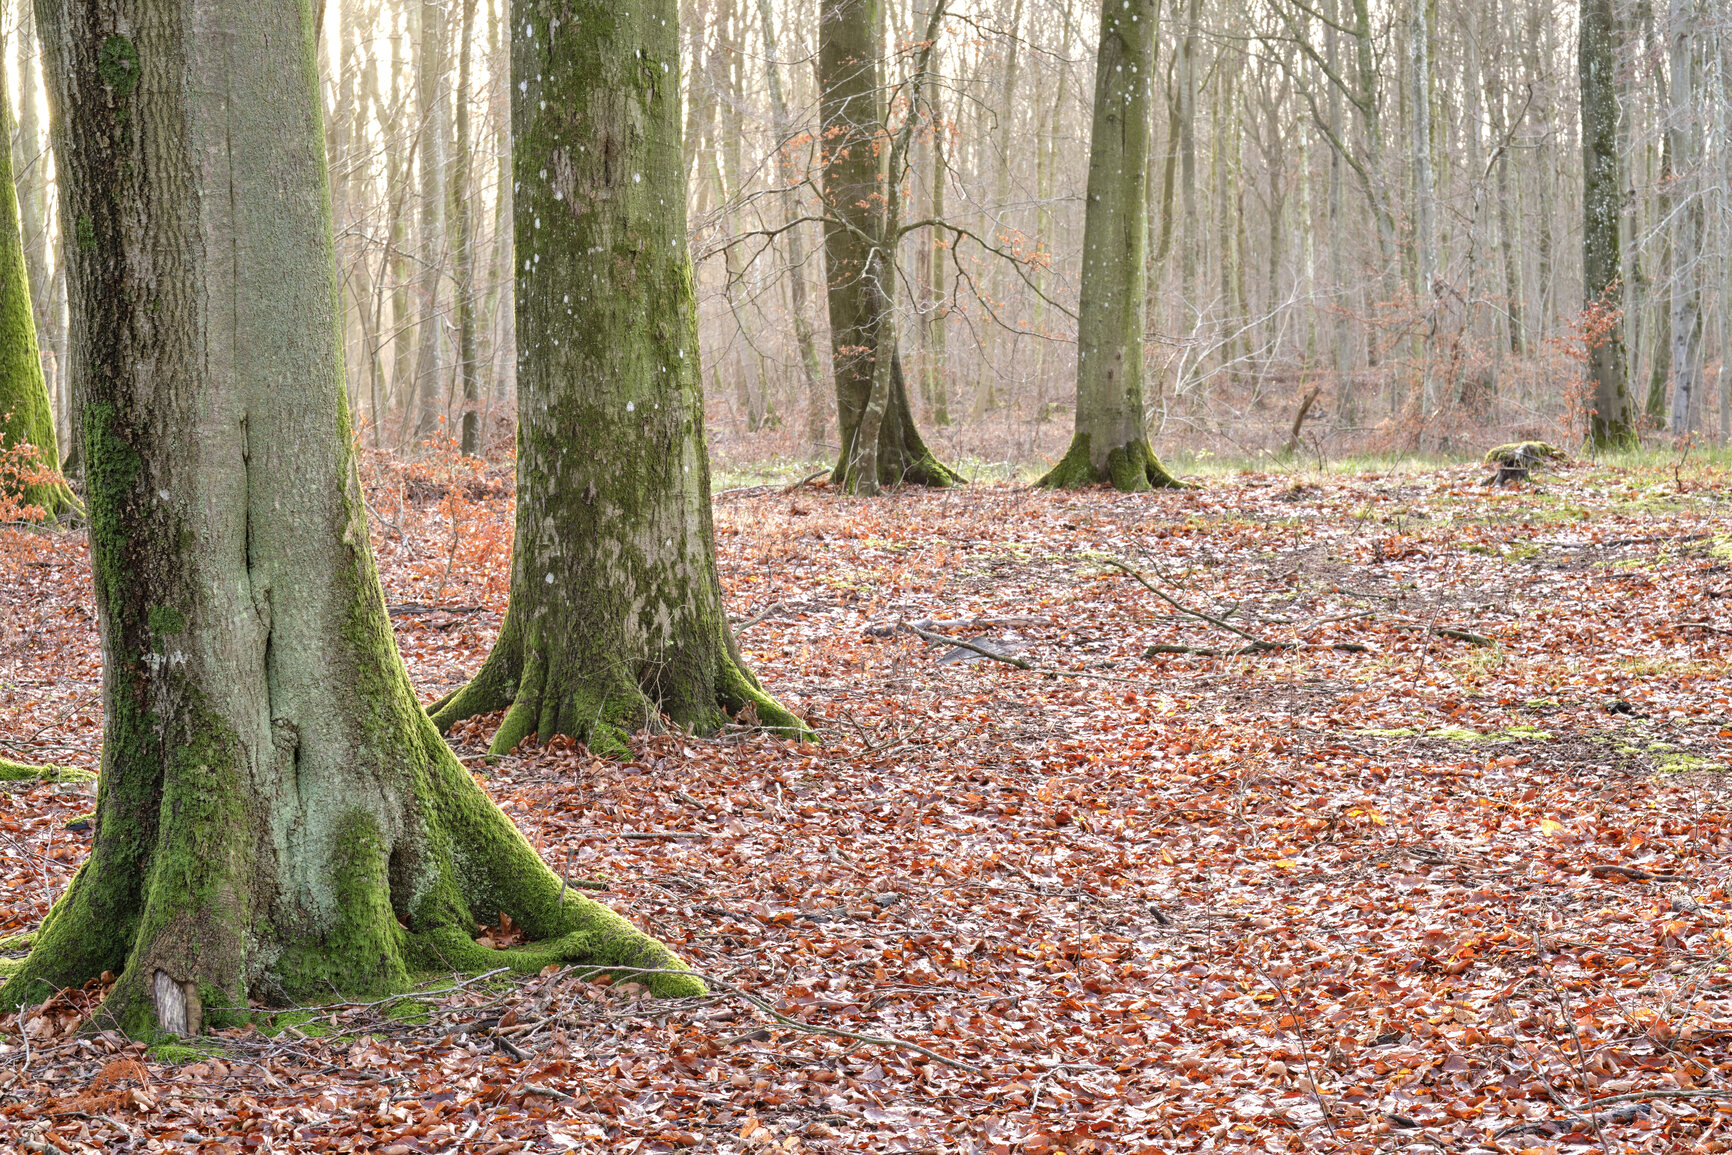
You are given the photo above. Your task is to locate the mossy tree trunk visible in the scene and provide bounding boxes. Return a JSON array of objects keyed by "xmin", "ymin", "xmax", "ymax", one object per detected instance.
[
  {"xmin": 426, "ymin": 0, "xmax": 805, "ymax": 758},
  {"xmin": 1037, "ymin": 0, "xmax": 1181, "ymax": 492},
  {"xmin": 0, "ymin": 0, "xmax": 703, "ymax": 1038},
  {"xmin": 1580, "ymin": 0, "xmax": 1634, "ymax": 449},
  {"xmin": 0, "ymin": 63, "xmax": 75, "ymax": 522},
  {"xmin": 818, "ymin": 0, "xmax": 958, "ymax": 495}
]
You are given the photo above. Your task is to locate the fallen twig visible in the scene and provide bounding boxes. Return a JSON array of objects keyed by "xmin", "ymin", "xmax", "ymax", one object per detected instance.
[
  {"xmin": 1391, "ymin": 622, "xmax": 1496, "ymax": 646},
  {"xmin": 594, "ymin": 966, "xmax": 983, "ymax": 1073},
  {"xmin": 1103, "ymin": 558, "xmax": 1280, "ymax": 650},
  {"xmin": 901, "ymin": 622, "xmax": 1032, "ymax": 669},
  {"xmin": 572, "ymin": 830, "xmax": 713, "ymax": 841}
]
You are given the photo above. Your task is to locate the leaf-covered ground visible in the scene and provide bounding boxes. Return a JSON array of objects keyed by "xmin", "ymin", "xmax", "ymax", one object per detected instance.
[{"xmin": 4, "ymin": 452, "xmax": 1732, "ymax": 1153}]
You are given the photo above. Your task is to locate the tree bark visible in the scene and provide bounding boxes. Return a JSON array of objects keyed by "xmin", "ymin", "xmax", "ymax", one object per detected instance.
[
  {"xmin": 410, "ymin": 0, "xmax": 448, "ymax": 443},
  {"xmin": 818, "ymin": 0, "xmax": 957, "ymax": 494},
  {"xmin": 452, "ymin": 0, "xmax": 481, "ymax": 455},
  {"xmin": 1666, "ymin": 0, "xmax": 1702, "ymax": 435},
  {"xmin": 0, "ymin": 53, "xmax": 74, "ymax": 521},
  {"xmin": 12, "ymin": 0, "xmax": 64, "ymax": 452},
  {"xmin": 1038, "ymin": 0, "xmax": 1180, "ymax": 491},
  {"xmin": 427, "ymin": 0, "xmax": 805, "ymax": 756},
  {"xmin": 757, "ymin": 0, "xmax": 829, "ymax": 450},
  {"xmin": 1580, "ymin": 0, "xmax": 1634, "ymax": 448},
  {"xmin": 1032, "ymin": 0, "xmax": 1184, "ymax": 491},
  {"xmin": 1, "ymin": 0, "xmax": 702, "ymax": 1036}
]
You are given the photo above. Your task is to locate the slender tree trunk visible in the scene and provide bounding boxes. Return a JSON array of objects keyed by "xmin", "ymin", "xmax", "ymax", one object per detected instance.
[
  {"xmin": 1580, "ymin": 0, "xmax": 1634, "ymax": 447},
  {"xmin": 818, "ymin": 0, "xmax": 957, "ymax": 493},
  {"xmin": 921, "ymin": 2, "xmax": 952, "ymax": 428},
  {"xmin": 1486, "ymin": 13, "xmax": 1525, "ymax": 356},
  {"xmin": 2, "ymin": 0, "xmax": 702, "ymax": 1037},
  {"xmin": 487, "ymin": 0, "xmax": 515, "ymax": 412},
  {"xmin": 0, "ymin": 52, "xmax": 73, "ymax": 520},
  {"xmin": 1527, "ymin": 3, "xmax": 1556, "ymax": 338},
  {"xmin": 428, "ymin": 0, "xmax": 805, "ymax": 754},
  {"xmin": 12, "ymin": 0, "xmax": 62, "ymax": 447},
  {"xmin": 1324, "ymin": 0, "xmax": 1354, "ymax": 416},
  {"xmin": 386, "ymin": 24, "xmax": 416, "ymax": 437},
  {"xmin": 1410, "ymin": 0, "xmax": 1437, "ymax": 411},
  {"xmin": 453, "ymin": 0, "xmax": 480, "ymax": 455},
  {"xmin": 411, "ymin": 0, "xmax": 448, "ymax": 443},
  {"xmin": 1038, "ymin": 0, "xmax": 1180, "ymax": 490},
  {"xmin": 1666, "ymin": 0, "xmax": 1702, "ymax": 434},
  {"xmin": 757, "ymin": 0, "xmax": 829, "ymax": 450}
]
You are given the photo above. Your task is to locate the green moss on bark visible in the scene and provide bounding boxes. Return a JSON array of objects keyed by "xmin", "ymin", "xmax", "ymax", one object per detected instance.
[
  {"xmin": 1037, "ymin": 433, "xmax": 1186, "ymax": 491},
  {"xmin": 432, "ymin": 0, "xmax": 809, "ymax": 758},
  {"xmin": 0, "ymin": 62, "xmax": 75, "ymax": 523}
]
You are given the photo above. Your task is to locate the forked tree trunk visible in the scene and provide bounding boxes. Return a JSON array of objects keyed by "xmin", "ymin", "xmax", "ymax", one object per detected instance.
[
  {"xmin": 818, "ymin": 0, "xmax": 957, "ymax": 494},
  {"xmin": 1038, "ymin": 0, "xmax": 1181, "ymax": 491},
  {"xmin": 0, "ymin": 0, "xmax": 702, "ymax": 1037},
  {"xmin": 426, "ymin": 0, "xmax": 804, "ymax": 757},
  {"xmin": 1579, "ymin": 0, "xmax": 1634, "ymax": 448},
  {"xmin": 0, "ymin": 65, "xmax": 75, "ymax": 521}
]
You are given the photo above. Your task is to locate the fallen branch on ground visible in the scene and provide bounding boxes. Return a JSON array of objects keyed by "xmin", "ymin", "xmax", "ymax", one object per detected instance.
[
  {"xmin": 598, "ymin": 966, "xmax": 983, "ymax": 1073},
  {"xmin": 901, "ymin": 622, "xmax": 1033, "ymax": 669},
  {"xmin": 1391, "ymin": 622, "xmax": 1496, "ymax": 646},
  {"xmin": 1102, "ymin": 558, "xmax": 1280, "ymax": 650}
]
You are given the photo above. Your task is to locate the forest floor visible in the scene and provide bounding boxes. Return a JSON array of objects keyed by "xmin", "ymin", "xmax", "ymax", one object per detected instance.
[{"xmin": 3, "ymin": 447, "xmax": 1732, "ymax": 1153}]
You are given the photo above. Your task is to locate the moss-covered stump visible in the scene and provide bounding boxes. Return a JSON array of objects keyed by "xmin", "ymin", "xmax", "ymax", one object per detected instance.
[
  {"xmin": 1484, "ymin": 441, "xmax": 1563, "ymax": 467},
  {"xmin": 1037, "ymin": 434, "xmax": 1186, "ymax": 491},
  {"xmin": 428, "ymin": 0, "xmax": 809, "ymax": 757}
]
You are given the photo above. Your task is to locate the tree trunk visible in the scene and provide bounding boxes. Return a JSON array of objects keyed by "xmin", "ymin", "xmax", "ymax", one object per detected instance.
[
  {"xmin": 1580, "ymin": 0, "xmax": 1634, "ymax": 448},
  {"xmin": 1485, "ymin": 11, "xmax": 1525, "ymax": 357},
  {"xmin": 452, "ymin": 0, "xmax": 481, "ymax": 455},
  {"xmin": 1038, "ymin": 0, "xmax": 1180, "ymax": 491},
  {"xmin": 921, "ymin": 3, "xmax": 952, "ymax": 429},
  {"xmin": 1, "ymin": 0, "xmax": 703, "ymax": 1036},
  {"xmin": 818, "ymin": 0, "xmax": 957, "ymax": 494},
  {"xmin": 411, "ymin": 0, "xmax": 448, "ymax": 443},
  {"xmin": 0, "ymin": 55, "xmax": 74, "ymax": 520},
  {"xmin": 427, "ymin": 0, "xmax": 805, "ymax": 757},
  {"xmin": 1410, "ymin": 0, "xmax": 1437, "ymax": 411},
  {"xmin": 12, "ymin": 0, "xmax": 63, "ymax": 449},
  {"xmin": 757, "ymin": 0, "xmax": 829, "ymax": 451},
  {"xmin": 1666, "ymin": 0, "xmax": 1702, "ymax": 435}
]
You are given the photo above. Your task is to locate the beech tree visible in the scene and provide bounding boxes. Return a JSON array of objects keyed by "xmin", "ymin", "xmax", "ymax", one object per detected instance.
[
  {"xmin": 1580, "ymin": 0, "xmax": 1633, "ymax": 448},
  {"xmin": 1039, "ymin": 0, "xmax": 1182, "ymax": 491},
  {"xmin": 0, "ymin": 69, "xmax": 74, "ymax": 520},
  {"xmin": 427, "ymin": 0, "xmax": 804, "ymax": 755},
  {"xmin": 0, "ymin": 0, "xmax": 702, "ymax": 1036},
  {"xmin": 818, "ymin": 0, "xmax": 958, "ymax": 494}
]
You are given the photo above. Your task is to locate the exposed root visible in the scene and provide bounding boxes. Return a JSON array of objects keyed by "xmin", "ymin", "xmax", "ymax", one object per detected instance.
[
  {"xmin": 430, "ymin": 617, "xmax": 812, "ymax": 757},
  {"xmin": 1037, "ymin": 434, "xmax": 1187, "ymax": 492}
]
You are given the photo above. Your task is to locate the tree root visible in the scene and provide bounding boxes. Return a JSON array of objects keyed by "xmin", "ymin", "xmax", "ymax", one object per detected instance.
[
  {"xmin": 430, "ymin": 623, "xmax": 811, "ymax": 757},
  {"xmin": 1037, "ymin": 435, "xmax": 1186, "ymax": 491}
]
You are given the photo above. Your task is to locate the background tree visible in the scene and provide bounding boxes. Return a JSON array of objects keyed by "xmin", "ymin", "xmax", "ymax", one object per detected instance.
[
  {"xmin": 1581, "ymin": 0, "xmax": 1634, "ymax": 447},
  {"xmin": 0, "ymin": 64, "xmax": 74, "ymax": 520},
  {"xmin": 426, "ymin": 0, "xmax": 805, "ymax": 755},
  {"xmin": 1039, "ymin": 0, "xmax": 1181, "ymax": 490},
  {"xmin": 818, "ymin": 0, "xmax": 959, "ymax": 493},
  {"xmin": 0, "ymin": 0, "xmax": 701, "ymax": 1036}
]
